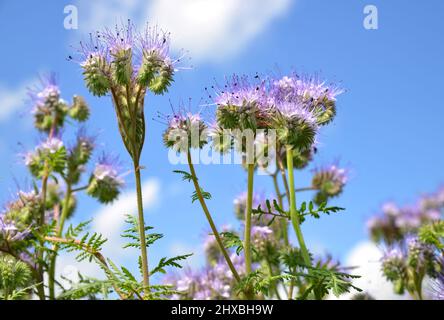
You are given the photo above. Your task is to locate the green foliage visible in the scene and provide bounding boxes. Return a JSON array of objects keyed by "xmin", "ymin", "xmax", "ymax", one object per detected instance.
[
  {"xmin": 121, "ymin": 215, "xmax": 163, "ymax": 249},
  {"xmin": 58, "ymin": 273, "xmax": 113, "ymax": 300},
  {"xmin": 220, "ymin": 232, "xmax": 244, "ymax": 255},
  {"xmin": 173, "ymin": 170, "xmax": 194, "ymax": 182},
  {"xmin": 0, "ymin": 255, "xmax": 33, "ymax": 300},
  {"xmin": 151, "ymin": 254, "xmax": 193, "ymax": 276},
  {"xmin": 298, "ymin": 201, "xmax": 345, "ymax": 222},
  {"xmin": 191, "ymin": 188, "xmax": 212, "ymax": 203},
  {"xmin": 419, "ymin": 220, "xmax": 444, "ymax": 249},
  {"xmin": 295, "ymin": 265, "xmax": 361, "ymax": 298}
]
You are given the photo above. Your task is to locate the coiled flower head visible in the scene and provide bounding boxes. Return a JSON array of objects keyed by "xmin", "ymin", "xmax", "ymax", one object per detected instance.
[
  {"xmin": 137, "ymin": 24, "xmax": 177, "ymax": 94},
  {"xmin": 74, "ymin": 20, "xmax": 180, "ymax": 97},
  {"xmin": 213, "ymin": 74, "xmax": 270, "ymax": 131},
  {"xmin": 251, "ymin": 225, "xmax": 274, "ymax": 253},
  {"xmin": 87, "ymin": 155, "xmax": 124, "ymax": 203},
  {"xmin": 68, "ymin": 95, "xmax": 90, "ymax": 122},
  {"xmin": 162, "ymin": 108, "xmax": 208, "ymax": 153},
  {"xmin": 66, "ymin": 130, "xmax": 96, "ymax": 184},
  {"xmin": 406, "ymin": 237, "xmax": 436, "ymax": 276},
  {"xmin": 0, "ymin": 218, "xmax": 31, "ymax": 243},
  {"xmin": 29, "ymin": 75, "xmax": 68, "ymax": 132},
  {"xmin": 381, "ymin": 248, "xmax": 405, "ymax": 283},
  {"xmin": 2, "ymin": 190, "xmax": 40, "ymax": 231},
  {"xmin": 312, "ymin": 164, "xmax": 348, "ymax": 205},
  {"xmin": 25, "ymin": 137, "xmax": 67, "ymax": 178},
  {"xmin": 272, "ymin": 100, "xmax": 318, "ymax": 150},
  {"xmin": 271, "ymin": 74, "xmax": 344, "ymax": 125}
]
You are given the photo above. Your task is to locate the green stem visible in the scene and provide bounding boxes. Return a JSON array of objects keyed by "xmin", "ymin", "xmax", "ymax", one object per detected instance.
[
  {"xmin": 271, "ymin": 173, "xmax": 289, "ymax": 246},
  {"xmin": 48, "ymin": 184, "xmax": 72, "ymax": 299},
  {"xmin": 133, "ymin": 160, "xmax": 150, "ymax": 296},
  {"xmin": 277, "ymin": 152, "xmax": 291, "ymax": 207},
  {"xmin": 286, "ymin": 145, "xmax": 311, "ymax": 266},
  {"xmin": 186, "ymin": 151, "xmax": 241, "ymax": 284},
  {"xmin": 71, "ymin": 185, "xmax": 88, "ymax": 193},
  {"xmin": 295, "ymin": 187, "xmax": 317, "ymax": 193},
  {"xmin": 36, "ymin": 174, "xmax": 49, "ymax": 300},
  {"xmin": 244, "ymin": 164, "xmax": 255, "ymax": 277}
]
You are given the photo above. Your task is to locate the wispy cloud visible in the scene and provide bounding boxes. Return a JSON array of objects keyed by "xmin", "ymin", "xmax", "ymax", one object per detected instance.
[{"xmin": 76, "ymin": 0, "xmax": 292, "ymax": 63}]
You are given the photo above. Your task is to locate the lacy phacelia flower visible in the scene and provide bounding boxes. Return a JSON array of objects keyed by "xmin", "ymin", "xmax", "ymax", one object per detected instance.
[
  {"xmin": 69, "ymin": 95, "xmax": 90, "ymax": 122},
  {"xmin": 25, "ymin": 137, "xmax": 66, "ymax": 177},
  {"xmin": 138, "ymin": 24, "xmax": 178, "ymax": 94},
  {"xmin": 381, "ymin": 248, "xmax": 406, "ymax": 283},
  {"xmin": 272, "ymin": 100, "xmax": 318, "ymax": 150},
  {"xmin": 270, "ymin": 74, "xmax": 344, "ymax": 126},
  {"xmin": 87, "ymin": 156, "xmax": 124, "ymax": 203},
  {"xmin": 233, "ymin": 191, "xmax": 269, "ymax": 221},
  {"xmin": 406, "ymin": 237, "xmax": 436, "ymax": 275},
  {"xmin": 0, "ymin": 216, "xmax": 32, "ymax": 243},
  {"xmin": 29, "ymin": 75, "xmax": 68, "ymax": 132},
  {"xmin": 209, "ymin": 122, "xmax": 233, "ymax": 154},
  {"xmin": 311, "ymin": 164, "xmax": 348, "ymax": 205},
  {"xmin": 368, "ymin": 195, "xmax": 442, "ymax": 244},
  {"xmin": 251, "ymin": 225, "xmax": 273, "ymax": 252},
  {"xmin": 75, "ymin": 20, "xmax": 179, "ymax": 97},
  {"xmin": 66, "ymin": 132, "xmax": 95, "ymax": 184},
  {"xmin": 167, "ymin": 253, "xmax": 245, "ymax": 300},
  {"xmin": 213, "ymin": 74, "xmax": 270, "ymax": 131},
  {"xmin": 163, "ymin": 111, "xmax": 208, "ymax": 153}
]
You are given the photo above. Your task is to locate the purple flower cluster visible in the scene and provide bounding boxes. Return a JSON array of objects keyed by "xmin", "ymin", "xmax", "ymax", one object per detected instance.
[
  {"xmin": 86, "ymin": 155, "xmax": 124, "ymax": 204},
  {"xmin": 167, "ymin": 253, "xmax": 245, "ymax": 300},
  {"xmin": 0, "ymin": 216, "xmax": 32, "ymax": 243},
  {"xmin": 311, "ymin": 164, "xmax": 348, "ymax": 204},
  {"xmin": 74, "ymin": 20, "xmax": 181, "ymax": 96},
  {"xmin": 368, "ymin": 190, "xmax": 443, "ymax": 243},
  {"xmin": 162, "ymin": 109, "xmax": 208, "ymax": 152}
]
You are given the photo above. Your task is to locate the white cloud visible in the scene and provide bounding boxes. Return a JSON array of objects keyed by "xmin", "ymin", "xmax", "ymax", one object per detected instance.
[
  {"xmin": 0, "ymin": 80, "xmax": 34, "ymax": 122},
  {"xmin": 147, "ymin": 0, "xmax": 291, "ymax": 61},
  {"xmin": 77, "ymin": 0, "xmax": 292, "ymax": 62},
  {"xmin": 336, "ymin": 241, "xmax": 407, "ymax": 300}
]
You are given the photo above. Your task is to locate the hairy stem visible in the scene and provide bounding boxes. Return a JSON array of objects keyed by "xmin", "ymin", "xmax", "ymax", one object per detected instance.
[
  {"xmin": 286, "ymin": 145, "xmax": 311, "ymax": 266},
  {"xmin": 271, "ymin": 173, "xmax": 289, "ymax": 246},
  {"xmin": 133, "ymin": 161, "xmax": 150, "ymax": 296},
  {"xmin": 277, "ymin": 152, "xmax": 291, "ymax": 206},
  {"xmin": 186, "ymin": 150, "xmax": 241, "ymax": 284},
  {"xmin": 36, "ymin": 174, "xmax": 49, "ymax": 300},
  {"xmin": 244, "ymin": 164, "xmax": 255, "ymax": 278},
  {"xmin": 48, "ymin": 184, "xmax": 72, "ymax": 299}
]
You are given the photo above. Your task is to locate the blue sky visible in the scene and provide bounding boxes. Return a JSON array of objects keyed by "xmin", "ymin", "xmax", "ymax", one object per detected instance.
[{"xmin": 0, "ymin": 0, "xmax": 443, "ymax": 288}]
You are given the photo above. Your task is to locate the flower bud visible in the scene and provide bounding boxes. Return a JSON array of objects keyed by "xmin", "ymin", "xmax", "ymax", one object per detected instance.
[
  {"xmin": 111, "ymin": 47, "xmax": 133, "ymax": 86},
  {"xmin": 312, "ymin": 164, "xmax": 348, "ymax": 204},
  {"xmin": 163, "ymin": 112, "xmax": 208, "ymax": 153},
  {"xmin": 87, "ymin": 158, "xmax": 124, "ymax": 203},
  {"xmin": 381, "ymin": 248, "xmax": 405, "ymax": 282},
  {"xmin": 25, "ymin": 138, "xmax": 67, "ymax": 178},
  {"xmin": 251, "ymin": 225, "xmax": 274, "ymax": 253},
  {"xmin": 81, "ymin": 53, "xmax": 111, "ymax": 97},
  {"xmin": 69, "ymin": 95, "xmax": 90, "ymax": 122}
]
